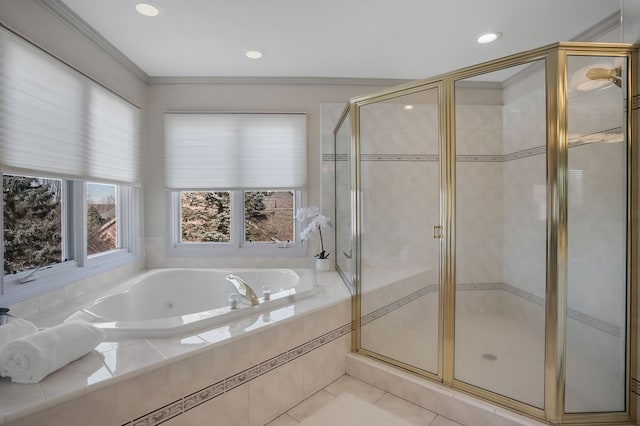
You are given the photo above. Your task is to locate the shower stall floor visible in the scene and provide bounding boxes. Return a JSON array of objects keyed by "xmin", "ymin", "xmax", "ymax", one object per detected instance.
[{"xmin": 363, "ymin": 311, "xmax": 625, "ymax": 413}]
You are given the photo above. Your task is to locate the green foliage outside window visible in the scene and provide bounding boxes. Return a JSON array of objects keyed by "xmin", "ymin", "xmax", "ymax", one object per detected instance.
[{"xmin": 3, "ymin": 175, "xmax": 62, "ymax": 275}]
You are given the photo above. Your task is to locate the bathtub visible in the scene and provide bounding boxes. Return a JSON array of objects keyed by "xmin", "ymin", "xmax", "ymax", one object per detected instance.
[{"xmin": 66, "ymin": 268, "xmax": 316, "ymax": 338}]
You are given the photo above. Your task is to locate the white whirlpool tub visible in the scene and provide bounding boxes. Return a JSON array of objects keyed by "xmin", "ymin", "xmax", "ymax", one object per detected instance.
[{"xmin": 66, "ymin": 268, "xmax": 316, "ymax": 338}]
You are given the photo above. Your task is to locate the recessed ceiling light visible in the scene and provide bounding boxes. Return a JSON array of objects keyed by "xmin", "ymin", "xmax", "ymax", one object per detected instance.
[
  {"xmin": 135, "ymin": 3, "xmax": 159, "ymax": 17},
  {"xmin": 246, "ymin": 51, "xmax": 263, "ymax": 59},
  {"xmin": 476, "ymin": 32, "xmax": 502, "ymax": 44},
  {"xmin": 403, "ymin": 105, "xmax": 414, "ymax": 110}
]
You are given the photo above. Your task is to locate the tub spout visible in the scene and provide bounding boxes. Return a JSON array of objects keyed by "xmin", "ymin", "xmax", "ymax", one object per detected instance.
[{"xmin": 225, "ymin": 274, "xmax": 260, "ymax": 306}]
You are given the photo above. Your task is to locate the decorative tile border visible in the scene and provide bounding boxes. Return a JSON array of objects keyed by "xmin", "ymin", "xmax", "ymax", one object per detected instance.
[
  {"xmin": 361, "ymin": 284, "xmax": 438, "ymax": 326},
  {"xmin": 132, "ymin": 401, "xmax": 183, "ymax": 426},
  {"xmin": 502, "ymin": 145, "xmax": 546, "ymax": 162},
  {"xmin": 361, "ymin": 153, "xmax": 439, "ymax": 162},
  {"xmin": 322, "ymin": 128, "xmax": 623, "ymax": 163},
  {"xmin": 120, "ymin": 323, "xmax": 352, "ymax": 426},
  {"xmin": 500, "ymin": 283, "xmax": 621, "ymax": 337},
  {"xmin": 360, "ymin": 280, "xmax": 620, "ymax": 338},
  {"xmin": 455, "ymin": 154, "xmax": 502, "ymax": 162}
]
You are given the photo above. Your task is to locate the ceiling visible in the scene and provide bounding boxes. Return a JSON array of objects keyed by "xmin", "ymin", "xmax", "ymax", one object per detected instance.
[{"xmin": 50, "ymin": 0, "xmax": 625, "ymax": 81}]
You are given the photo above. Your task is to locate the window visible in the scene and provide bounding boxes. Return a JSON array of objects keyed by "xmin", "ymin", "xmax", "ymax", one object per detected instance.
[
  {"xmin": 1, "ymin": 174, "xmax": 138, "ymax": 292},
  {"xmin": 179, "ymin": 190, "xmax": 295, "ymax": 244},
  {"xmin": 165, "ymin": 113, "xmax": 307, "ymax": 256},
  {"xmin": 87, "ymin": 183, "xmax": 117, "ymax": 256},
  {"xmin": 171, "ymin": 190, "xmax": 304, "ymax": 255},
  {"xmin": 244, "ymin": 191, "xmax": 295, "ymax": 243},
  {"xmin": 3, "ymin": 175, "xmax": 63, "ymax": 275},
  {"xmin": 181, "ymin": 191, "xmax": 231, "ymax": 243},
  {"xmin": 0, "ymin": 28, "xmax": 141, "ymax": 303}
]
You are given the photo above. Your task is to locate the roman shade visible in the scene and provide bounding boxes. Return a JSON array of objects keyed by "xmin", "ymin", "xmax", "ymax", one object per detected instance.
[
  {"xmin": 164, "ymin": 113, "xmax": 307, "ymax": 190},
  {"xmin": 0, "ymin": 28, "xmax": 140, "ymax": 185}
]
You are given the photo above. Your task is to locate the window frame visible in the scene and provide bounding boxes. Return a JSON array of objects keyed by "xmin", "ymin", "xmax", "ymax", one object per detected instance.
[
  {"xmin": 168, "ymin": 190, "xmax": 307, "ymax": 257},
  {"xmin": 0, "ymin": 176, "xmax": 140, "ymax": 305}
]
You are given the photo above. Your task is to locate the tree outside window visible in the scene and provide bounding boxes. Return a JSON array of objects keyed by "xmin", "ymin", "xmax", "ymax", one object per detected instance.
[
  {"xmin": 2, "ymin": 175, "xmax": 62, "ymax": 274},
  {"xmin": 87, "ymin": 183, "xmax": 117, "ymax": 255},
  {"xmin": 179, "ymin": 191, "xmax": 295, "ymax": 244}
]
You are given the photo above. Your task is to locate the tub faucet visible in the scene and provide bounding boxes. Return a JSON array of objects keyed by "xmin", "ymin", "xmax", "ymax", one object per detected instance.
[{"xmin": 225, "ymin": 274, "xmax": 260, "ymax": 306}]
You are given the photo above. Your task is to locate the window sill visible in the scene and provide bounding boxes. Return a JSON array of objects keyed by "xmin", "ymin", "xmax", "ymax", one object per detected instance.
[
  {"xmin": 169, "ymin": 243, "xmax": 307, "ymax": 258},
  {"xmin": 1, "ymin": 251, "xmax": 139, "ymax": 307}
]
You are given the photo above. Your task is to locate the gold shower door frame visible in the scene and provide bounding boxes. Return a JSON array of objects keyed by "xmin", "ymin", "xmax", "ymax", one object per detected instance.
[{"xmin": 341, "ymin": 42, "xmax": 638, "ymax": 425}]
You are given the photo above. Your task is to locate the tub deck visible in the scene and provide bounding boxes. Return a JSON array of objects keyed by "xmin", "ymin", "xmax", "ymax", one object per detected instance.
[{"xmin": 0, "ymin": 271, "xmax": 350, "ymax": 425}]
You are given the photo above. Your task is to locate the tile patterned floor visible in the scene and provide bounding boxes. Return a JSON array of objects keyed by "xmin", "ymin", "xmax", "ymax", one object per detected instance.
[{"xmin": 266, "ymin": 375, "xmax": 464, "ymax": 426}]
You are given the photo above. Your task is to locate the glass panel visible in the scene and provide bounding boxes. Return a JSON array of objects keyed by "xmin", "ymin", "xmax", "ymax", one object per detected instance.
[
  {"xmin": 180, "ymin": 191, "xmax": 231, "ymax": 242},
  {"xmin": 454, "ymin": 61, "xmax": 546, "ymax": 408},
  {"xmin": 565, "ymin": 55, "xmax": 627, "ymax": 413},
  {"xmin": 244, "ymin": 191, "xmax": 294, "ymax": 243},
  {"xmin": 334, "ymin": 111, "xmax": 352, "ymax": 285},
  {"xmin": 87, "ymin": 183, "xmax": 117, "ymax": 255},
  {"xmin": 3, "ymin": 174, "xmax": 63, "ymax": 274},
  {"xmin": 359, "ymin": 87, "xmax": 440, "ymax": 374}
]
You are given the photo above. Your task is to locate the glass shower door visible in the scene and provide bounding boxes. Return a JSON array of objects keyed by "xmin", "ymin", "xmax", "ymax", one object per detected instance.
[
  {"xmin": 454, "ymin": 61, "xmax": 547, "ymax": 408},
  {"xmin": 564, "ymin": 55, "xmax": 628, "ymax": 413},
  {"xmin": 334, "ymin": 109, "xmax": 353, "ymax": 288},
  {"xmin": 358, "ymin": 86, "xmax": 441, "ymax": 375}
]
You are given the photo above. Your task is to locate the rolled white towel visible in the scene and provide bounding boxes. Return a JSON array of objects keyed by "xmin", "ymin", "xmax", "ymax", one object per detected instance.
[
  {"xmin": 0, "ymin": 319, "xmax": 38, "ymax": 354},
  {"xmin": 0, "ymin": 321, "xmax": 105, "ymax": 384}
]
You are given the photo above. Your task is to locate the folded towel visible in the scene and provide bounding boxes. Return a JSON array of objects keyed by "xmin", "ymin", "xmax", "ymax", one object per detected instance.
[
  {"xmin": 0, "ymin": 319, "xmax": 38, "ymax": 353},
  {"xmin": 0, "ymin": 321, "xmax": 104, "ymax": 383}
]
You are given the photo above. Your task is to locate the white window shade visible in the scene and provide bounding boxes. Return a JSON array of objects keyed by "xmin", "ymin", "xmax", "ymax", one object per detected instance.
[
  {"xmin": 87, "ymin": 83, "xmax": 141, "ymax": 184},
  {"xmin": 0, "ymin": 29, "xmax": 140, "ymax": 185},
  {"xmin": 165, "ymin": 113, "xmax": 307, "ymax": 190}
]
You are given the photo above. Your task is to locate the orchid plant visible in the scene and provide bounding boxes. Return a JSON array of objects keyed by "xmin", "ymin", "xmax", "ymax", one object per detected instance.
[{"xmin": 296, "ymin": 206, "xmax": 331, "ymax": 259}]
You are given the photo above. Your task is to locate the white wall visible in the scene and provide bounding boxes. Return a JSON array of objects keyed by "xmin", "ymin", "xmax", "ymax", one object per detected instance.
[
  {"xmin": 143, "ymin": 82, "xmax": 395, "ymax": 268},
  {"xmin": 0, "ymin": 0, "xmax": 146, "ymax": 106}
]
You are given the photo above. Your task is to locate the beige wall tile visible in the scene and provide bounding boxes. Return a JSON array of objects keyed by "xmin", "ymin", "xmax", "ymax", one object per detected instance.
[
  {"xmin": 277, "ymin": 357, "xmax": 304, "ymax": 413},
  {"xmin": 168, "ymin": 350, "xmax": 215, "ymax": 400},
  {"xmin": 249, "ymin": 326, "xmax": 280, "ymax": 365},
  {"xmin": 302, "ymin": 337, "xmax": 348, "ymax": 397},
  {"xmin": 45, "ymin": 386, "xmax": 116, "ymax": 426},
  {"xmin": 209, "ymin": 384, "xmax": 250, "ymax": 426},
  {"xmin": 210, "ymin": 337, "xmax": 251, "ymax": 383},
  {"xmin": 249, "ymin": 369, "xmax": 279, "ymax": 426},
  {"xmin": 116, "ymin": 367, "xmax": 172, "ymax": 424}
]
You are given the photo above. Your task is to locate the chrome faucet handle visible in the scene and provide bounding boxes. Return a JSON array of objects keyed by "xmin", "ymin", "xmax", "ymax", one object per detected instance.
[{"xmin": 225, "ymin": 274, "xmax": 260, "ymax": 306}]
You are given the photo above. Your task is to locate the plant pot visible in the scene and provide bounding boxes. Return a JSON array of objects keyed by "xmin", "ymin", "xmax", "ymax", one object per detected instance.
[{"xmin": 315, "ymin": 258, "xmax": 331, "ymax": 272}]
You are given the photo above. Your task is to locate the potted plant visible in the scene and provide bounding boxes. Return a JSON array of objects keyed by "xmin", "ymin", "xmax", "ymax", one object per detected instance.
[{"xmin": 296, "ymin": 206, "xmax": 332, "ymax": 271}]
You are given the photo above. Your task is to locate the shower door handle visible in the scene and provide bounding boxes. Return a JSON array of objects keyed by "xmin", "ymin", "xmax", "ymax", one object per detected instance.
[{"xmin": 433, "ymin": 225, "xmax": 443, "ymax": 239}]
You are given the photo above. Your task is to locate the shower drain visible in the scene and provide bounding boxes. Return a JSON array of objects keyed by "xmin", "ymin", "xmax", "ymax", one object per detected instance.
[{"xmin": 482, "ymin": 353, "xmax": 498, "ymax": 361}]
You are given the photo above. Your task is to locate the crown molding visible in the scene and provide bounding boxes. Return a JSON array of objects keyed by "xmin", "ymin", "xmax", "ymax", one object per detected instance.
[
  {"xmin": 572, "ymin": 10, "xmax": 621, "ymax": 41},
  {"xmin": 147, "ymin": 76, "xmax": 412, "ymax": 86},
  {"xmin": 35, "ymin": 0, "xmax": 150, "ymax": 83}
]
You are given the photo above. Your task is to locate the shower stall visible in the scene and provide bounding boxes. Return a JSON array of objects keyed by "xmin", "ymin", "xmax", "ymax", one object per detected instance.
[{"xmin": 333, "ymin": 43, "xmax": 637, "ymax": 423}]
